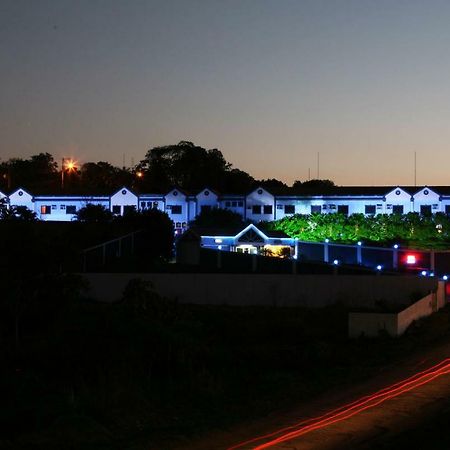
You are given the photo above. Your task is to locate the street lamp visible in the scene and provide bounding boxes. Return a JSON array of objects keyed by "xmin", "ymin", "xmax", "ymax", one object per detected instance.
[{"xmin": 61, "ymin": 158, "xmax": 76, "ymax": 189}]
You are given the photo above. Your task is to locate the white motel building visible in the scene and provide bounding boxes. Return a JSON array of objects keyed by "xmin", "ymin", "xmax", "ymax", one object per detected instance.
[{"xmin": 3, "ymin": 185, "xmax": 450, "ymax": 232}]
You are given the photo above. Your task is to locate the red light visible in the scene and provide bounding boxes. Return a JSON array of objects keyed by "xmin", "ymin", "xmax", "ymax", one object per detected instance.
[
  {"xmin": 406, "ymin": 254, "xmax": 417, "ymax": 265},
  {"xmin": 228, "ymin": 358, "xmax": 450, "ymax": 450}
]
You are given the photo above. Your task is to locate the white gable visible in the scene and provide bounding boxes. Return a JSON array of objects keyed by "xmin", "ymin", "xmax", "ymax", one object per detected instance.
[
  {"xmin": 110, "ymin": 187, "xmax": 138, "ymax": 204},
  {"xmin": 247, "ymin": 187, "xmax": 274, "ymax": 203},
  {"xmin": 234, "ymin": 223, "xmax": 268, "ymax": 240},
  {"xmin": 385, "ymin": 187, "xmax": 411, "ymax": 202},
  {"xmin": 9, "ymin": 188, "xmax": 33, "ymax": 206},
  {"xmin": 165, "ymin": 188, "xmax": 186, "ymax": 202},
  {"xmin": 413, "ymin": 187, "xmax": 440, "ymax": 202}
]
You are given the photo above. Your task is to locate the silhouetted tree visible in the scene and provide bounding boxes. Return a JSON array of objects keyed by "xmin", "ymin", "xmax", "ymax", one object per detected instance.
[
  {"xmin": 191, "ymin": 207, "xmax": 245, "ymax": 229},
  {"xmin": 0, "ymin": 153, "xmax": 59, "ymax": 192},
  {"xmin": 292, "ymin": 179, "xmax": 336, "ymax": 194},
  {"xmin": 75, "ymin": 204, "xmax": 114, "ymax": 223},
  {"xmin": 258, "ymin": 178, "xmax": 290, "ymax": 194}
]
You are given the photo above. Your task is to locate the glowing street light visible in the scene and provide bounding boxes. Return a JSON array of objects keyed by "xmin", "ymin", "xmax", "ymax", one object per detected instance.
[
  {"xmin": 136, "ymin": 171, "xmax": 143, "ymax": 178},
  {"xmin": 61, "ymin": 157, "xmax": 77, "ymax": 189}
]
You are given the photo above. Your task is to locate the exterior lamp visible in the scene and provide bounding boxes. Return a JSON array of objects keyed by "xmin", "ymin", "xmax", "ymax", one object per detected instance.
[
  {"xmin": 376, "ymin": 265, "xmax": 382, "ymax": 271},
  {"xmin": 136, "ymin": 171, "xmax": 143, "ymax": 178},
  {"xmin": 357, "ymin": 241, "xmax": 362, "ymax": 246},
  {"xmin": 333, "ymin": 259, "xmax": 339, "ymax": 265},
  {"xmin": 443, "ymin": 275, "xmax": 448, "ymax": 281},
  {"xmin": 421, "ymin": 270, "xmax": 427, "ymax": 276},
  {"xmin": 393, "ymin": 244, "xmax": 399, "ymax": 249},
  {"xmin": 61, "ymin": 158, "xmax": 77, "ymax": 189}
]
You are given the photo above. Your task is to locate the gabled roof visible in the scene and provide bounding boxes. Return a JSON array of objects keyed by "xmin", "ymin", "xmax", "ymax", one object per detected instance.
[
  {"xmin": 189, "ymin": 223, "xmax": 290, "ymax": 240},
  {"xmin": 110, "ymin": 186, "xmax": 138, "ymax": 198}
]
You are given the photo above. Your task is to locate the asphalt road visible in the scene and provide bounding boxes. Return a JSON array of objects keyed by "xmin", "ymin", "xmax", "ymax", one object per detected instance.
[{"xmin": 175, "ymin": 342, "xmax": 450, "ymax": 450}]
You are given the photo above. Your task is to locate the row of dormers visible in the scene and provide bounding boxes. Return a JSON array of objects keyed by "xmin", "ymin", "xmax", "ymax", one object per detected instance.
[{"xmin": 2, "ymin": 185, "xmax": 450, "ymax": 228}]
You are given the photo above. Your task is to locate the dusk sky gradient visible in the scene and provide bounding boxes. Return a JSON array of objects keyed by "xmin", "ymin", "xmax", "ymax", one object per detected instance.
[{"xmin": 2, "ymin": 0, "xmax": 450, "ymax": 185}]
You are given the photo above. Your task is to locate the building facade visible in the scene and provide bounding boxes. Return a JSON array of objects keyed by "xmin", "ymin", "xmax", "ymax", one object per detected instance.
[{"xmin": 3, "ymin": 185, "xmax": 450, "ymax": 230}]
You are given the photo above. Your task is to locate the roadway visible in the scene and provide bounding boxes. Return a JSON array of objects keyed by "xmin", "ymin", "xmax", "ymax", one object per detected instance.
[{"xmin": 175, "ymin": 342, "xmax": 450, "ymax": 450}]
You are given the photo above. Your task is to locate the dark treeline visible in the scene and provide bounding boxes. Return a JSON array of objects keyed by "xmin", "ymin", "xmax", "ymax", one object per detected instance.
[{"xmin": 0, "ymin": 141, "xmax": 335, "ymax": 194}]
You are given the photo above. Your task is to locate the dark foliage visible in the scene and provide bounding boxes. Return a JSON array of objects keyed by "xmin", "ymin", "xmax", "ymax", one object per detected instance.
[{"xmin": 191, "ymin": 207, "xmax": 245, "ymax": 228}]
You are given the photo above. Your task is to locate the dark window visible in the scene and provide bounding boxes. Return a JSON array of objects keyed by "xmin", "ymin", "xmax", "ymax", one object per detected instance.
[
  {"xmin": 365, "ymin": 205, "xmax": 376, "ymax": 215},
  {"xmin": 392, "ymin": 205, "xmax": 404, "ymax": 214},
  {"xmin": 152, "ymin": 201, "xmax": 158, "ymax": 208},
  {"xmin": 66, "ymin": 206, "xmax": 76, "ymax": 214},
  {"xmin": 175, "ymin": 222, "xmax": 181, "ymax": 228},
  {"xmin": 238, "ymin": 201, "xmax": 243, "ymax": 207},
  {"xmin": 337, "ymin": 205, "xmax": 349, "ymax": 215},
  {"xmin": 252, "ymin": 205, "xmax": 261, "ymax": 214},
  {"xmin": 284, "ymin": 205, "xmax": 295, "ymax": 214},
  {"xmin": 311, "ymin": 205, "xmax": 321, "ymax": 214},
  {"xmin": 172, "ymin": 205, "xmax": 182, "ymax": 214},
  {"xmin": 60, "ymin": 205, "xmax": 65, "ymax": 210},
  {"xmin": 141, "ymin": 201, "xmax": 146, "ymax": 209},
  {"xmin": 40, "ymin": 205, "xmax": 51, "ymax": 214},
  {"xmin": 420, "ymin": 205, "xmax": 432, "ymax": 216},
  {"xmin": 446, "ymin": 205, "xmax": 450, "ymax": 215},
  {"xmin": 124, "ymin": 205, "xmax": 135, "ymax": 214},
  {"xmin": 232, "ymin": 201, "xmax": 237, "ymax": 207},
  {"xmin": 263, "ymin": 205, "xmax": 273, "ymax": 215},
  {"xmin": 112, "ymin": 205, "xmax": 121, "ymax": 214},
  {"xmin": 201, "ymin": 205, "xmax": 211, "ymax": 213},
  {"xmin": 225, "ymin": 201, "xmax": 231, "ymax": 207}
]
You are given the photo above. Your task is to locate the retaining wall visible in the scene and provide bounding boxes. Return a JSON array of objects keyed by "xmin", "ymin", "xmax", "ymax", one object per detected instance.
[
  {"xmin": 81, "ymin": 272, "xmax": 437, "ymax": 309},
  {"xmin": 348, "ymin": 281, "xmax": 446, "ymax": 337}
]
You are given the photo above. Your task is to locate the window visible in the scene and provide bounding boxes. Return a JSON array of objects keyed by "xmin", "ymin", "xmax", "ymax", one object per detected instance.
[
  {"xmin": 238, "ymin": 201, "xmax": 243, "ymax": 207},
  {"xmin": 40, "ymin": 205, "xmax": 51, "ymax": 214},
  {"xmin": 175, "ymin": 222, "xmax": 181, "ymax": 228},
  {"xmin": 112, "ymin": 205, "xmax": 121, "ymax": 214},
  {"xmin": 421, "ymin": 205, "xmax": 432, "ymax": 216},
  {"xmin": 225, "ymin": 201, "xmax": 231, "ymax": 207},
  {"xmin": 201, "ymin": 205, "xmax": 211, "ymax": 213},
  {"xmin": 232, "ymin": 201, "xmax": 237, "ymax": 207},
  {"xmin": 51, "ymin": 205, "xmax": 57, "ymax": 210},
  {"xmin": 311, "ymin": 205, "xmax": 321, "ymax": 214},
  {"xmin": 392, "ymin": 205, "xmax": 404, "ymax": 214},
  {"xmin": 141, "ymin": 201, "xmax": 146, "ymax": 209},
  {"xmin": 365, "ymin": 205, "xmax": 376, "ymax": 215},
  {"xmin": 337, "ymin": 205, "xmax": 349, "ymax": 215},
  {"xmin": 66, "ymin": 206, "xmax": 76, "ymax": 214},
  {"xmin": 171, "ymin": 205, "xmax": 182, "ymax": 214},
  {"xmin": 60, "ymin": 205, "xmax": 66, "ymax": 210},
  {"xmin": 263, "ymin": 205, "xmax": 273, "ymax": 215},
  {"xmin": 252, "ymin": 205, "xmax": 261, "ymax": 214},
  {"xmin": 446, "ymin": 205, "xmax": 450, "ymax": 215},
  {"xmin": 152, "ymin": 201, "xmax": 158, "ymax": 208},
  {"xmin": 284, "ymin": 205, "xmax": 295, "ymax": 214},
  {"xmin": 124, "ymin": 205, "xmax": 135, "ymax": 214}
]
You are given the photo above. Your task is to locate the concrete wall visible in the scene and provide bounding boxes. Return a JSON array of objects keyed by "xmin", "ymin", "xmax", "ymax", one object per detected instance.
[
  {"xmin": 348, "ymin": 281, "xmax": 446, "ymax": 338},
  {"xmin": 81, "ymin": 272, "xmax": 437, "ymax": 308}
]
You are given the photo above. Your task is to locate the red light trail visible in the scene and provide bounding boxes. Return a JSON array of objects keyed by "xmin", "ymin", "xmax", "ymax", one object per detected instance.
[{"xmin": 228, "ymin": 358, "xmax": 450, "ymax": 450}]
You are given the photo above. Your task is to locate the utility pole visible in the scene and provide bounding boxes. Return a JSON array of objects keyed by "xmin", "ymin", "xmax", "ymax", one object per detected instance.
[
  {"xmin": 414, "ymin": 151, "xmax": 417, "ymax": 187},
  {"xmin": 61, "ymin": 157, "xmax": 65, "ymax": 190},
  {"xmin": 317, "ymin": 152, "xmax": 320, "ymax": 179}
]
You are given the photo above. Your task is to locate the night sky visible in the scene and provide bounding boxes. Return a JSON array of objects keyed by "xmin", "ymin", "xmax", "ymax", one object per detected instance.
[{"xmin": 2, "ymin": 0, "xmax": 450, "ymax": 185}]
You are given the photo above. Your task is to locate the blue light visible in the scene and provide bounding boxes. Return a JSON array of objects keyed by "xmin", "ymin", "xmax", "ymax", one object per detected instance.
[
  {"xmin": 443, "ymin": 275, "xmax": 448, "ymax": 281},
  {"xmin": 333, "ymin": 259, "xmax": 339, "ymax": 265},
  {"xmin": 325, "ymin": 239, "xmax": 330, "ymax": 243},
  {"xmin": 421, "ymin": 270, "xmax": 427, "ymax": 276},
  {"xmin": 376, "ymin": 265, "xmax": 382, "ymax": 271},
  {"xmin": 393, "ymin": 244, "xmax": 399, "ymax": 249},
  {"xmin": 430, "ymin": 272, "xmax": 435, "ymax": 277},
  {"xmin": 357, "ymin": 241, "xmax": 362, "ymax": 246}
]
